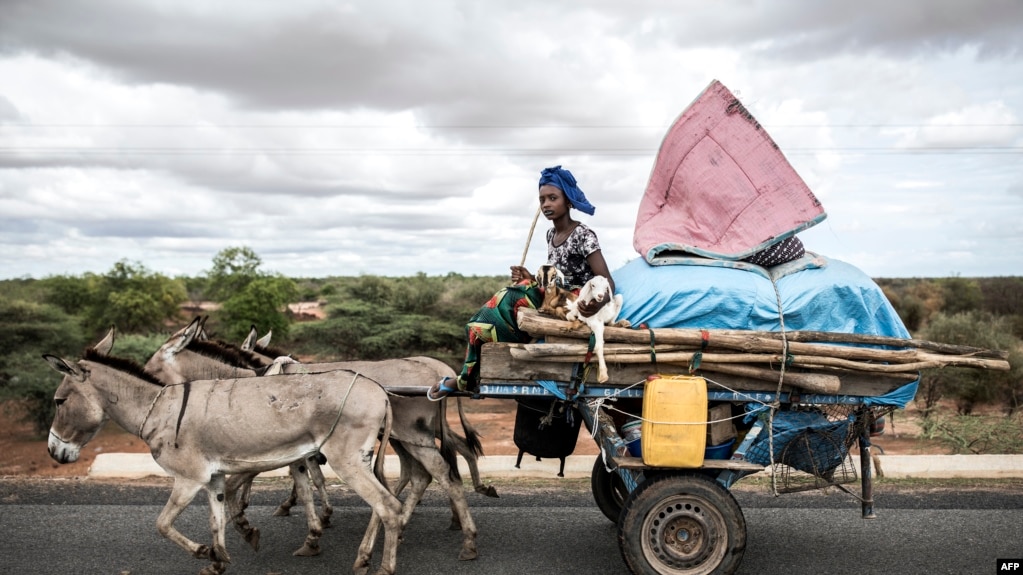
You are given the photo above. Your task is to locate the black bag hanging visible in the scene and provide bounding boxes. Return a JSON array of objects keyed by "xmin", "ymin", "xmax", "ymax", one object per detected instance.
[{"xmin": 512, "ymin": 397, "xmax": 582, "ymax": 477}]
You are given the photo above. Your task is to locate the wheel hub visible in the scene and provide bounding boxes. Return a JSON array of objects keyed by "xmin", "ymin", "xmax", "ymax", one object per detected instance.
[
  {"xmin": 663, "ymin": 516, "xmax": 702, "ymax": 554},
  {"xmin": 645, "ymin": 500, "xmax": 720, "ymax": 570}
]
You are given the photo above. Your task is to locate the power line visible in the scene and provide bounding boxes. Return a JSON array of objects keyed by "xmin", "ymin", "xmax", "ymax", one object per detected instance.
[
  {"xmin": 2, "ymin": 123, "xmax": 1022, "ymax": 129},
  {"xmin": 0, "ymin": 146, "xmax": 1019, "ymax": 157}
]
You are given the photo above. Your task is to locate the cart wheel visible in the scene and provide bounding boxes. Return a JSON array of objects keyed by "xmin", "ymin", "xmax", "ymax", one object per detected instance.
[
  {"xmin": 617, "ymin": 473, "xmax": 746, "ymax": 575},
  {"xmin": 591, "ymin": 455, "xmax": 628, "ymax": 522}
]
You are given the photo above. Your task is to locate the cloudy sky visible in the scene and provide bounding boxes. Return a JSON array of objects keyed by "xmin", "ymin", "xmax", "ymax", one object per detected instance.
[{"xmin": 2, "ymin": 0, "xmax": 1021, "ymax": 282}]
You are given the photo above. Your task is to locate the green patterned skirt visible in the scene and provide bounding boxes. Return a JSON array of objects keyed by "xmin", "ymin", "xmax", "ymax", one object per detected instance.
[{"xmin": 456, "ymin": 281, "xmax": 543, "ymax": 390}]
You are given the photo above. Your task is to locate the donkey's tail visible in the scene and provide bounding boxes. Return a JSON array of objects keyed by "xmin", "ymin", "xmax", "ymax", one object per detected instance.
[
  {"xmin": 433, "ymin": 399, "xmax": 462, "ymax": 483},
  {"xmin": 456, "ymin": 398, "xmax": 484, "ymax": 458},
  {"xmin": 374, "ymin": 398, "xmax": 393, "ymax": 487}
]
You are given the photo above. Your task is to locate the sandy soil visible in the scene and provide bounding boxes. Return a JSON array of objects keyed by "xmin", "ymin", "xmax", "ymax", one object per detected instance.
[{"xmin": 0, "ymin": 398, "xmax": 943, "ymax": 479}]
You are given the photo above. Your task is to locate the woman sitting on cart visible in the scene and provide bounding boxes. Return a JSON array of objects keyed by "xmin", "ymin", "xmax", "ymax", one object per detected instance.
[{"xmin": 428, "ymin": 165, "xmax": 616, "ymax": 400}]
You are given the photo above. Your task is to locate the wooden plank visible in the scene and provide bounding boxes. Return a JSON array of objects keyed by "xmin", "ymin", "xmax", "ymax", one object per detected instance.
[
  {"xmin": 612, "ymin": 455, "xmax": 764, "ymax": 472},
  {"xmin": 508, "ymin": 344, "xmax": 844, "ymax": 393}
]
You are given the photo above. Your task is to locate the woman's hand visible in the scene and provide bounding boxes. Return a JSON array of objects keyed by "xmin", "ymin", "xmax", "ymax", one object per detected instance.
[
  {"xmin": 510, "ymin": 266, "xmax": 534, "ymax": 284},
  {"xmin": 575, "ymin": 296, "xmax": 608, "ymax": 317}
]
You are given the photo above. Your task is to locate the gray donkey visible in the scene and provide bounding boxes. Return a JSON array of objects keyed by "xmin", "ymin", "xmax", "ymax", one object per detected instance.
[
  {"xmin": 44, "ymin": 348, "xmax": 403, "ymax": 575},
  {"xmin": 238, "ymin": 325, "xmax": 498, "ymax": 514},
  {"xmin": 143, "ymin": 318, "xmax": 481, "ymax": 563}
]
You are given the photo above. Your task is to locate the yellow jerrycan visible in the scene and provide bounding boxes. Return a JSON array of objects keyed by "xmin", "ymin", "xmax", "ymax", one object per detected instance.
[{"xmin": 641, "ymin": 375, "xmax": 708, "ymax": 467}]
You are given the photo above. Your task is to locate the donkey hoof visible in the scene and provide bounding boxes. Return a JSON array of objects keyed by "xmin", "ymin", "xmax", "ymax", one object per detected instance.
[
  {"xmin": 198, "ymin": 564, "xmax": 226, "ymax": 575},
  {"xmin": 210, "ymin": 544, "xmax": 231, "ymax": 564},
  {"xmin": 293, "ymin": 543, "xmax": 321, "ymax": 557},
  {"xmin": 245, "ymin": 527, "xmax": 261, "ymax": 552},
  {"xmin": 477, "ymin": 484, "xmax": 499, "ymax": 498},
  {"xmin": 458, "ymin": 546, "xmax": 479, "ymax": 561},
  {"xmin": 272, "ymin": 506, "xmax": 291, "ymax": 517}
]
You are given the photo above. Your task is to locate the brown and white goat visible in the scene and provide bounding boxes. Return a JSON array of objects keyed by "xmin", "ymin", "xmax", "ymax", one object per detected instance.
[{"xmin": 535, "ymin": 264, "xmax": 577, "ymax": 320}]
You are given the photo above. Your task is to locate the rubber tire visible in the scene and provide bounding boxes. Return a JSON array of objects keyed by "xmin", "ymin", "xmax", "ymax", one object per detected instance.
[
  {"xmin": 617, "ymin": 473, "xmax": 746, "ymax": 575},
  {"xmin": 591, "ymin": 455, "xmax": 628, "ymax": 522}
]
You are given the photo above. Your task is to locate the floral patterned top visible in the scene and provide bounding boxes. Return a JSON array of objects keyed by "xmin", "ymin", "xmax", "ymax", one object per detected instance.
[{"xmin": 546, "ymin": 223, "xmax": 601, "ymax": 288}]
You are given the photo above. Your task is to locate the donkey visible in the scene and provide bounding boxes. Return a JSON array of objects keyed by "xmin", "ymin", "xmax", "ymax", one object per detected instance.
[
  {"xmin": 43, "ymin": 349, "xmax": 403, "ymax": 575},
  {"xmin": 85, "ymin": 325, "xmax": 328, "ymax": 557},
  {"xmin": 239, "ymin": 325, "xmax": 498, "ymax": 510},
  {"xmin": 145, "ymin": 318, "xmax": 481, "ymax": 563}
]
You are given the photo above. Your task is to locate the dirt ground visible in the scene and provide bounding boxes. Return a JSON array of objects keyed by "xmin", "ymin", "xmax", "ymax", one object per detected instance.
[{"xmin": 0, "ymin": 398, "xmax": 945, "ymax": 479}]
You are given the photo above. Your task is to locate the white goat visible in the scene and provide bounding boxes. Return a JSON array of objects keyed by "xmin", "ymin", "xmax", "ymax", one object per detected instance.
[{"xmin": 565, "ymin": 275, "xmax": 630, "ymax": 383}]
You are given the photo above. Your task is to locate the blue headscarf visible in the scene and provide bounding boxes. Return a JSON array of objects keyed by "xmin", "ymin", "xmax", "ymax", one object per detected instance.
[{"xmin": 538, "ymin": 165, "xmax": 595, "ymax": 215}]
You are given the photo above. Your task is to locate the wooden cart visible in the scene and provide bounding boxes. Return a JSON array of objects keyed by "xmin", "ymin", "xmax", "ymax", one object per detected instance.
[{"xmin": 466, "ymin": 310, "xmax": 922, "ymax": 575}]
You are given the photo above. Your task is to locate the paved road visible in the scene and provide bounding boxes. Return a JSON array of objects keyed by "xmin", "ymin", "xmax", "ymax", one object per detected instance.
[{"xmin": 1, "ymin": 478, "xmax": 1021, "ymax": 575}]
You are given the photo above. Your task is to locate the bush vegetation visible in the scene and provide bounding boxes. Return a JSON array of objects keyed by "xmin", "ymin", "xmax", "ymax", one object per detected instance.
[{"xmin": 1, "ymin": 249, "xmax": 1019, "ymax": 451}]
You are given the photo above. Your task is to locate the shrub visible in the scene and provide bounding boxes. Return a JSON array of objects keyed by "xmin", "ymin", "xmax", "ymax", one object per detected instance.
[
  {"xmin": 917, "ymin": 311, "xmax": 1023, "ymax": 416},
  {"xmin": 919, "ymin": 411, "xmax": 1023, "ymax": 454}
]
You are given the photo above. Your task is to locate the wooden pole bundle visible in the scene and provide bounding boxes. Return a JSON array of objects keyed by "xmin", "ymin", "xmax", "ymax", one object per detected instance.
[
  {"xmin": 511, "ymin": 342, "xmax": 1009, "ymax": 372},
  {"xmin": 515, "ymin": 308, "xmax": 1012, "ymax": 385}
]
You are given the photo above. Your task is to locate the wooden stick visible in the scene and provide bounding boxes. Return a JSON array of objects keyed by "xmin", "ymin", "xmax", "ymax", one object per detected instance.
[
  {"xmin": 519, "ymin": 205, "xmax": 543, "ymax": 268},
  {"xmin": 745, "ymin": 329, "xmax": 1008, "ymax": 359},
  {"xmin": 517, "ymin": 310, "xmax": 1011, "ymax": 371},
  {"xmin": 511, "ymin": 343, "xmax": 1009, "ymax": 372},
  {"xmin": 481, "ymin": 342, "xmax": 919, "ymax": 396},
  {"xmin": 696, "ymin": 363, "xmax": 840, "ymax": 394}
]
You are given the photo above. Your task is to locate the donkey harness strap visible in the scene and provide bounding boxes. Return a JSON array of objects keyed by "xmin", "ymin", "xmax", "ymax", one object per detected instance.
[
  {"xmin": 173, "ymin": 381, "xmax": 192, "ymax": 448},
  {"xmin": 318, "ymin": 371, "xmax": 360, "ymax": 450},
  {"xmin": 137, "ymin": 385, "xmax": 171, "ymax": 439}
]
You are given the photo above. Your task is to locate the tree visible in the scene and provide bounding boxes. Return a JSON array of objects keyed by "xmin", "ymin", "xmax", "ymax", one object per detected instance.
[
  {"xmin": 918, "ymin": 311, "xmax": 1023, "ymax": 416},
  {"xmin": 201, "ymin": 247, "xmax": 297, "ymax": 341},
  {"xmin": 940, "ymin": 276, "xmax": 983, "ymax": 316},
  {"xmin": 205, "ymin": 246, "xmax": 263, "ymax": 301},
  {"xmin": 0, "ymin": 297, "xmax": 86, "ymax": 435},
  {"xmin": 980, "ymin": 277, "xmax": 1023, "ymax": 316},
  {"xmin": 980, "ymin": 277, "xmax": 1023, "ymax": 339},
  {"xmin": 218, "ymin": 275, "xmax": 298, "ymax": 342},
  {"xmin": 391, "ymin": 272, "xmax": 443, "ymax": 314},
  {"xmin": 83, "ymin": 260, "xmax": 186, "ymax": 333},
  {"xmin": 39, "ymin": 274, "xmax": 93, "ymax": 315}
]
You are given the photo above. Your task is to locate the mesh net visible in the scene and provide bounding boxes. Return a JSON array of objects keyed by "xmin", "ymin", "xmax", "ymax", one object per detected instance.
[{"xmin": 745, "ymin": 404, "xmax": 893, "ymax": 493}]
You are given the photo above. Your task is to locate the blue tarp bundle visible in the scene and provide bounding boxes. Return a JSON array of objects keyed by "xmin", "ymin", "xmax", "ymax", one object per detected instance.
[
  {"xmin": 611, "ymin": 255, "xmax": 919, "ymax": 408},
  {"xmin": 614, "ymin": 255, "xmax": 909, "ymax": 338}
]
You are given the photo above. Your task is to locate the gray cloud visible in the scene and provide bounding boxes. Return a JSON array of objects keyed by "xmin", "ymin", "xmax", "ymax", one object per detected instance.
[
  {"xmin": 0, "ymin": 1, "xmax": 1021, "ymax": 280},
  {"xmin": 619, "ymin": 1, "xmax": 1023, "ymax": 59}
]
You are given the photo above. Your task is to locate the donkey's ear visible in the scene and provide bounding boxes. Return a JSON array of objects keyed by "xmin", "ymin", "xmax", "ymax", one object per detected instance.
[
  {"xmin": 256, "ymin": 329, "xmax": 272, "ymax": 348},
  {"xmin": 94, "ymin": 325, "xmax": 116, "ymax": 356},
  {"xmin": 43, "ymin": 355, "xmax": 82, "ymax": 378},
  {"xmin": 241, "ymin": 325, "xmax": 258, "ymax": 351},
  {"xmin": 162, "ymin": 317, "xmax": 201, "ymax": 355},
  {"xmin": 196, "ymin": 315, "xmax": 209, "ymax": 340}
]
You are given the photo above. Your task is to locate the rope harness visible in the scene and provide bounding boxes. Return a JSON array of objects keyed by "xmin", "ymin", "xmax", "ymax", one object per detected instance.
[
  {"xmin": 317, "ymin": 372, "xmax": 361, "ymax": 451},
  {"xmin": 138, "ymin": 385, "xmax": 171, "ymax": 440},
  {"xmin": 136, "ymin": 372, "xmax": 363, "ymax": 453}
]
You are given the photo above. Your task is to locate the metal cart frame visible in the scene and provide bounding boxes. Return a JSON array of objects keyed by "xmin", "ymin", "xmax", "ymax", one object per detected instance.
[{"xmin": 470, "ymin": 348, "xmax": 891, "ymax": 575}]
